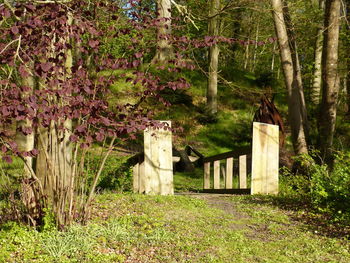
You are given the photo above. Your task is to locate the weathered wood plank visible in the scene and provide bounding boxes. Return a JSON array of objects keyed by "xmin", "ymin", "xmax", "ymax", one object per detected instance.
[
  {"xmin": 213, "ymin": 160, "xmax": 220, "ymax": 189},
  {"xmin": 239, "ymin": 155, "xmax": 247, "ymax": 189},
  {"xmin": 225, "ymin": 157, "xmax": 233, "ymax": 189},
  {"xmin": 144, "ymin": 121, "xmax": 174, "ymax": 195},
  {"xmin": 251, "ymin": 122, "xmax": 279, "ymax": 195},
  {"xmin": 204, "ymin": 162, "xmax": 210, "ymax": 189},
  {"xmin": 203, "ymin": 146, "xmax": 250, "ymax": 163}
]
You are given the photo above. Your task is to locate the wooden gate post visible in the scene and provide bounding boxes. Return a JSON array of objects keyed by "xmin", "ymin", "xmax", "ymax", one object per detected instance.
[
  {"xmin": 251, "ymin": 122, "xmax": 279, "ymax": 195},
  {"xmin": 143, "ymin": 121, "xmax": 174, "ymax": 195}
]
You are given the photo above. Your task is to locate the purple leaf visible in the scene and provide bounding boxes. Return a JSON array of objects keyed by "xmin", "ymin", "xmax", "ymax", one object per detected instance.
[
  {"xmin": 1, "ymin": 145, "xmax": 7, "ymax": 153},
  {"xmin": 19, "ymin": 65, "xmax": 30, "ymax": 78},
  {"xmin": 69, "ymin": 135, "xmax": 79, "ymax": 142},
  {"xmin": 135, "ymin": 52, "xmax": 143, "ymax": 58},
  {"xmin": 95, "ymin": 132, "xmax": 104, "ymax": 142},
  {"xmin": 41, "ymin": 62, "xmax": 52, "ymax": 72},
  {"xmin": 2, "ymin": 156, "xmax": 12, "ymax": 164},
  {"xmin": 11, "ymin": 26, "xmax": 19, "ymax": 35},
  {"xmin": 88, "ymin": 39, "xmax": 99, "ymax": 48},
  {"xmin": 30, "ymin": 149, "xmax": 39, "ymax": 156}
]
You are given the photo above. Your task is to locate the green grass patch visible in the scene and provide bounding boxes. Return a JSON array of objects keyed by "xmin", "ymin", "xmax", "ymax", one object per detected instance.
[{"xmin": 1, "ymin": 193, "xmax": 349, "ymax": 262}]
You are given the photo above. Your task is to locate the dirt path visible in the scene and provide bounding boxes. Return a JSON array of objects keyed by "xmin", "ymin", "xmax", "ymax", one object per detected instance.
[
  {"xmin": 178, "ymin": 193, "xmax": 293, "ymax": 241},
  {"xmin": 182, "ymin": 193, "xmax": 248, "ymax": 219}
]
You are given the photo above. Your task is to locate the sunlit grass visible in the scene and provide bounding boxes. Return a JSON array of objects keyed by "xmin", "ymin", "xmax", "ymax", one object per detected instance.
[{"xmin": 1, "ymin": 193, "xmax": 349, "ymax": 262}]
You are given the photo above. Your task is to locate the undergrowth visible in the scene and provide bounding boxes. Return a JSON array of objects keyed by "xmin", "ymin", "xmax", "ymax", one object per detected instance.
[{"xmin": 1, "ymin": 193, "xmax": 349, "ymax": 262}]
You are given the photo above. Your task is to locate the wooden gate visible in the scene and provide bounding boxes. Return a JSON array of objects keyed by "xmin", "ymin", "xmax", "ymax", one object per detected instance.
[
  {"xmin": 203, "ymin": 122, "xmax": 279, "ymax": 195},
  {"xmin": 203, "ymin": 149, "xmax": 251, "ymax": 194}
]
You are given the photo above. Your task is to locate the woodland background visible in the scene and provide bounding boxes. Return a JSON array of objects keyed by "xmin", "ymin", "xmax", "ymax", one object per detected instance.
[{"xmin": 0, "ymin": 0, "xmax": 350, "ymax": 262}]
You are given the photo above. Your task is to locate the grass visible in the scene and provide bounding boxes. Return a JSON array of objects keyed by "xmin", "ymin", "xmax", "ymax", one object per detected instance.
[
  {"xmin": 174, "ymin": 169, "xmax": 203, "ymax": 192},
  {"xmin": 1, "ymin": 193, "xmax": 349, "ymax": 262},
  {"xmin": 1, "ymin": 65, "xmax": 349, "ymax": 262}
]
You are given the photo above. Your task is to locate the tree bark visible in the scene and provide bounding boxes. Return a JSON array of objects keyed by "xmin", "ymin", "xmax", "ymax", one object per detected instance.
[
  {"xmin": 16, "ymin": 62, "xmax": 35, "ymax": 177},
  {"xmin": 252, "ymin": 22, "xmax": 259, "ymax": 72},
  {"xmin": 16, "ymin": 62, "xmax": 40, "ymax": 224},
  {"xmin": 271, "ymin": 42, "xmax": 277, "ymax": 71},
  {"xmin": 152, "ymin": 0, "xmax": 174, "ymax": 64},
  {"xmin": 311, "ymin": 0, "xmax": 325, "ymax": 105},
  {"xmin": 207, "ymin": 0, "xmax": 220, "ymax": 115},
  {"xmin": 34, "ymin": 13, "xmax": 74, "ymax": 227},
  {"xmin": 283, "ymin": 2, "xmax": 309, "ymax": 137},
  {"xmin": 318, "ymin": 0, "xmax": 341, "ymax": 163},
  {"xmin": 271, "ymin": 0, "xmax": 309, "ymax": 155},
  {"xmin": 345, "ymin": 0, "xmax": 350, "ymax": 116}
]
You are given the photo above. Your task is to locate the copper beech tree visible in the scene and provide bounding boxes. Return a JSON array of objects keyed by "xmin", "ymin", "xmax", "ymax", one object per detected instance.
[{"xmin": 0, "ymin": 0, "xmax": 190, "ymax": 228}]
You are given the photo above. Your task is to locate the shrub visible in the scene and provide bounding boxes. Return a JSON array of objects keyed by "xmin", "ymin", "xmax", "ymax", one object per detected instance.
[
  {"xmin": 309, "ymin": 153, "xmax": 350, "ymax": 221},
  {"xmin": 96, "ymin": 157, "xmax": 132, "ymax": 192},
  {"xmin": 281, "ymin": 152, "xmax": 350, "ymax": 223}
]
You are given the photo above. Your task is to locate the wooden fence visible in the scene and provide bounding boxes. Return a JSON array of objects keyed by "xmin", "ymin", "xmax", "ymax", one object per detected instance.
[
  {"xmin": 203, "ymin": 149, "xmax": 251, "ymax": 194},
  {"xmin": 132, "ymin": 121, "xmax": 279, "ymax": 196},
  {"xmin": 203, "ymin": 122, "xmax": 279, "ymax": 195}
]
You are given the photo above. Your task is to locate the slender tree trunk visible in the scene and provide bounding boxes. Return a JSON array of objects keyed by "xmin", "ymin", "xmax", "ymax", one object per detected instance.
[
  {"xmin": 16, "ymin": 62, "xmax": 40, "ymax": 224},
  {"xmin": 230, "ymin": 12, "xmax": 242, "ymax": 63},
  {"xmin": 34, "ymin": 13, "xmax": 74, "ymax": 227},
  {"xmin": 252, "ymin": 22, "xmax": 259, "ymax": 72},
  {"xmin": 243, "ymin": 43, "xmax": 249, "ymax": 71},
  {"xmin": 318, "ymin": 0, "xmax": 341, "ymax": 163},
  {"xmin": 347, "ymin": 72, "xmax": 350, "ymax": 115},
  {"xmin": 271, "ymin": 42, "xmax": 277, "ymax": 71},
  {"xmin": 243, "ymin": 14, "xmax": 252, "ymax": 71},
  {"xmin": 283, "ymin": 2, "xmax": 309, "ymax": 137},
  {"xmin": 271, "ymin": 0, "xmax": 309, "ymax": 155},
  {"xmin": 152, "ymin": 0, "xmax": 173, "ymax": 64},
  {"xmin": 311, "ymin": 0, "xmax": 325, "ymax": 105},
  {"xmin": 346, "ymin": 1, "xmax": 350, "ymax": 116},
  {"xmin": 16, "ymin": 63, "xmax": 35, "ymax": 177},
  {"xmin": 207, "ymin": 0, "xmax": 220, "ymax": 115}
]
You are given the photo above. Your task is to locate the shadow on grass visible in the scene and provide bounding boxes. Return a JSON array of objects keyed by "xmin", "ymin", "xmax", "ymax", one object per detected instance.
[{"xmin": 238, "ymin": 194, "xmax": 350, "ymax": 240}]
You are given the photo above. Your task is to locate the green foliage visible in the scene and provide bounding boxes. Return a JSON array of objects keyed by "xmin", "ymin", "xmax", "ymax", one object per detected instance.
[
  {"xmin": 0, "ymin": 222, "xmax": 43, "ymax": 262},
  {"xmin": 281, "ymin": 152, "xmax": 350, "ymax": 223},
  {"xmin": 309, "ymin": 153, "xmax": 350, "ymax": 221},
  {"xmin": 87, "ymin": 154, "xmax": 132, "ymax": 192},
  {"xmin": 42, "ymin": 224, "xmax": 96, "ymax": 261},
  {"xmin": 41, "ymin": 208, "xmax": 56, "ymax": 232},
  {"xmin": 194, "ymin": 111, "xmax": 253, "ymax": 156},
  {"xmin": 1, "ymin": 194, "xmax": 350, "ymax": 262}
]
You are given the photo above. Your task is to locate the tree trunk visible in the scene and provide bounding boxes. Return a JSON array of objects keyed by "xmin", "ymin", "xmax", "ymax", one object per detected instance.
[
  {"xmin": 16, "ymin": 63, "xmax": 35, "ymax": 177},
  {"xmin": 16, "ymin": 62, "xmax": 40, "ymax": 224},
  {"xmin": 347, "ymin": 70, "xmax": 350, "ymax": 115},
  {"xmin": 283, "ymin": 2, "xmax": 309, "ymax": 137},
  {"xmin": 318, "ymin": 0, "xmax": 341, "ymax": 163},
  {"xmin": 271, "ymin": 0, "xmax": 309, "ymax": 155},
  {"xmin": 346, "ymin": 0, "xmax": 350, "ymax": 116},
  {"xmin": 34, "ymin": 13, "xmax": 74, "ymax": 227},
  {"xmin": 252, "ymin": 22, "xmax": 259, "ymax": 72},
  {"xmin": 207, "ymin": 0, "xmax": 220, "ymax": 115},
  {"xmin": 271, "ymin": 42, "xmax": 277, "ymax": 71},
  {"xmin": 152, "ymin": 0, "xmax": 173, "ymax": 64},
  {"xmin": 311, "ymin": 0, "xmax": 325, "ymax": 105}
]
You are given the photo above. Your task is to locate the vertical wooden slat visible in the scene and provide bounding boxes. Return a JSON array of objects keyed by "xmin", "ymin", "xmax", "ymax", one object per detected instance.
[
  {"xmin": 221, "ymin": 165, "xmax": 226, "ymax": 185},
  {"xmin": 239, "ymin": 155, "xmax": 247, "ymax": 189},
  {"xmin": 204, "ymin": 162, "xmax": 211, "ymax": 189},
  {"xmin": 133, "ymin": 163, "xmax": 139, "ymax": 193},
  {"xmin": 214, "ymin": 160, "xmax": 220, "ymax": 189},
  {"xmin": 225, "ymin": 157, "xmax": 233, "ymax": 189}
]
